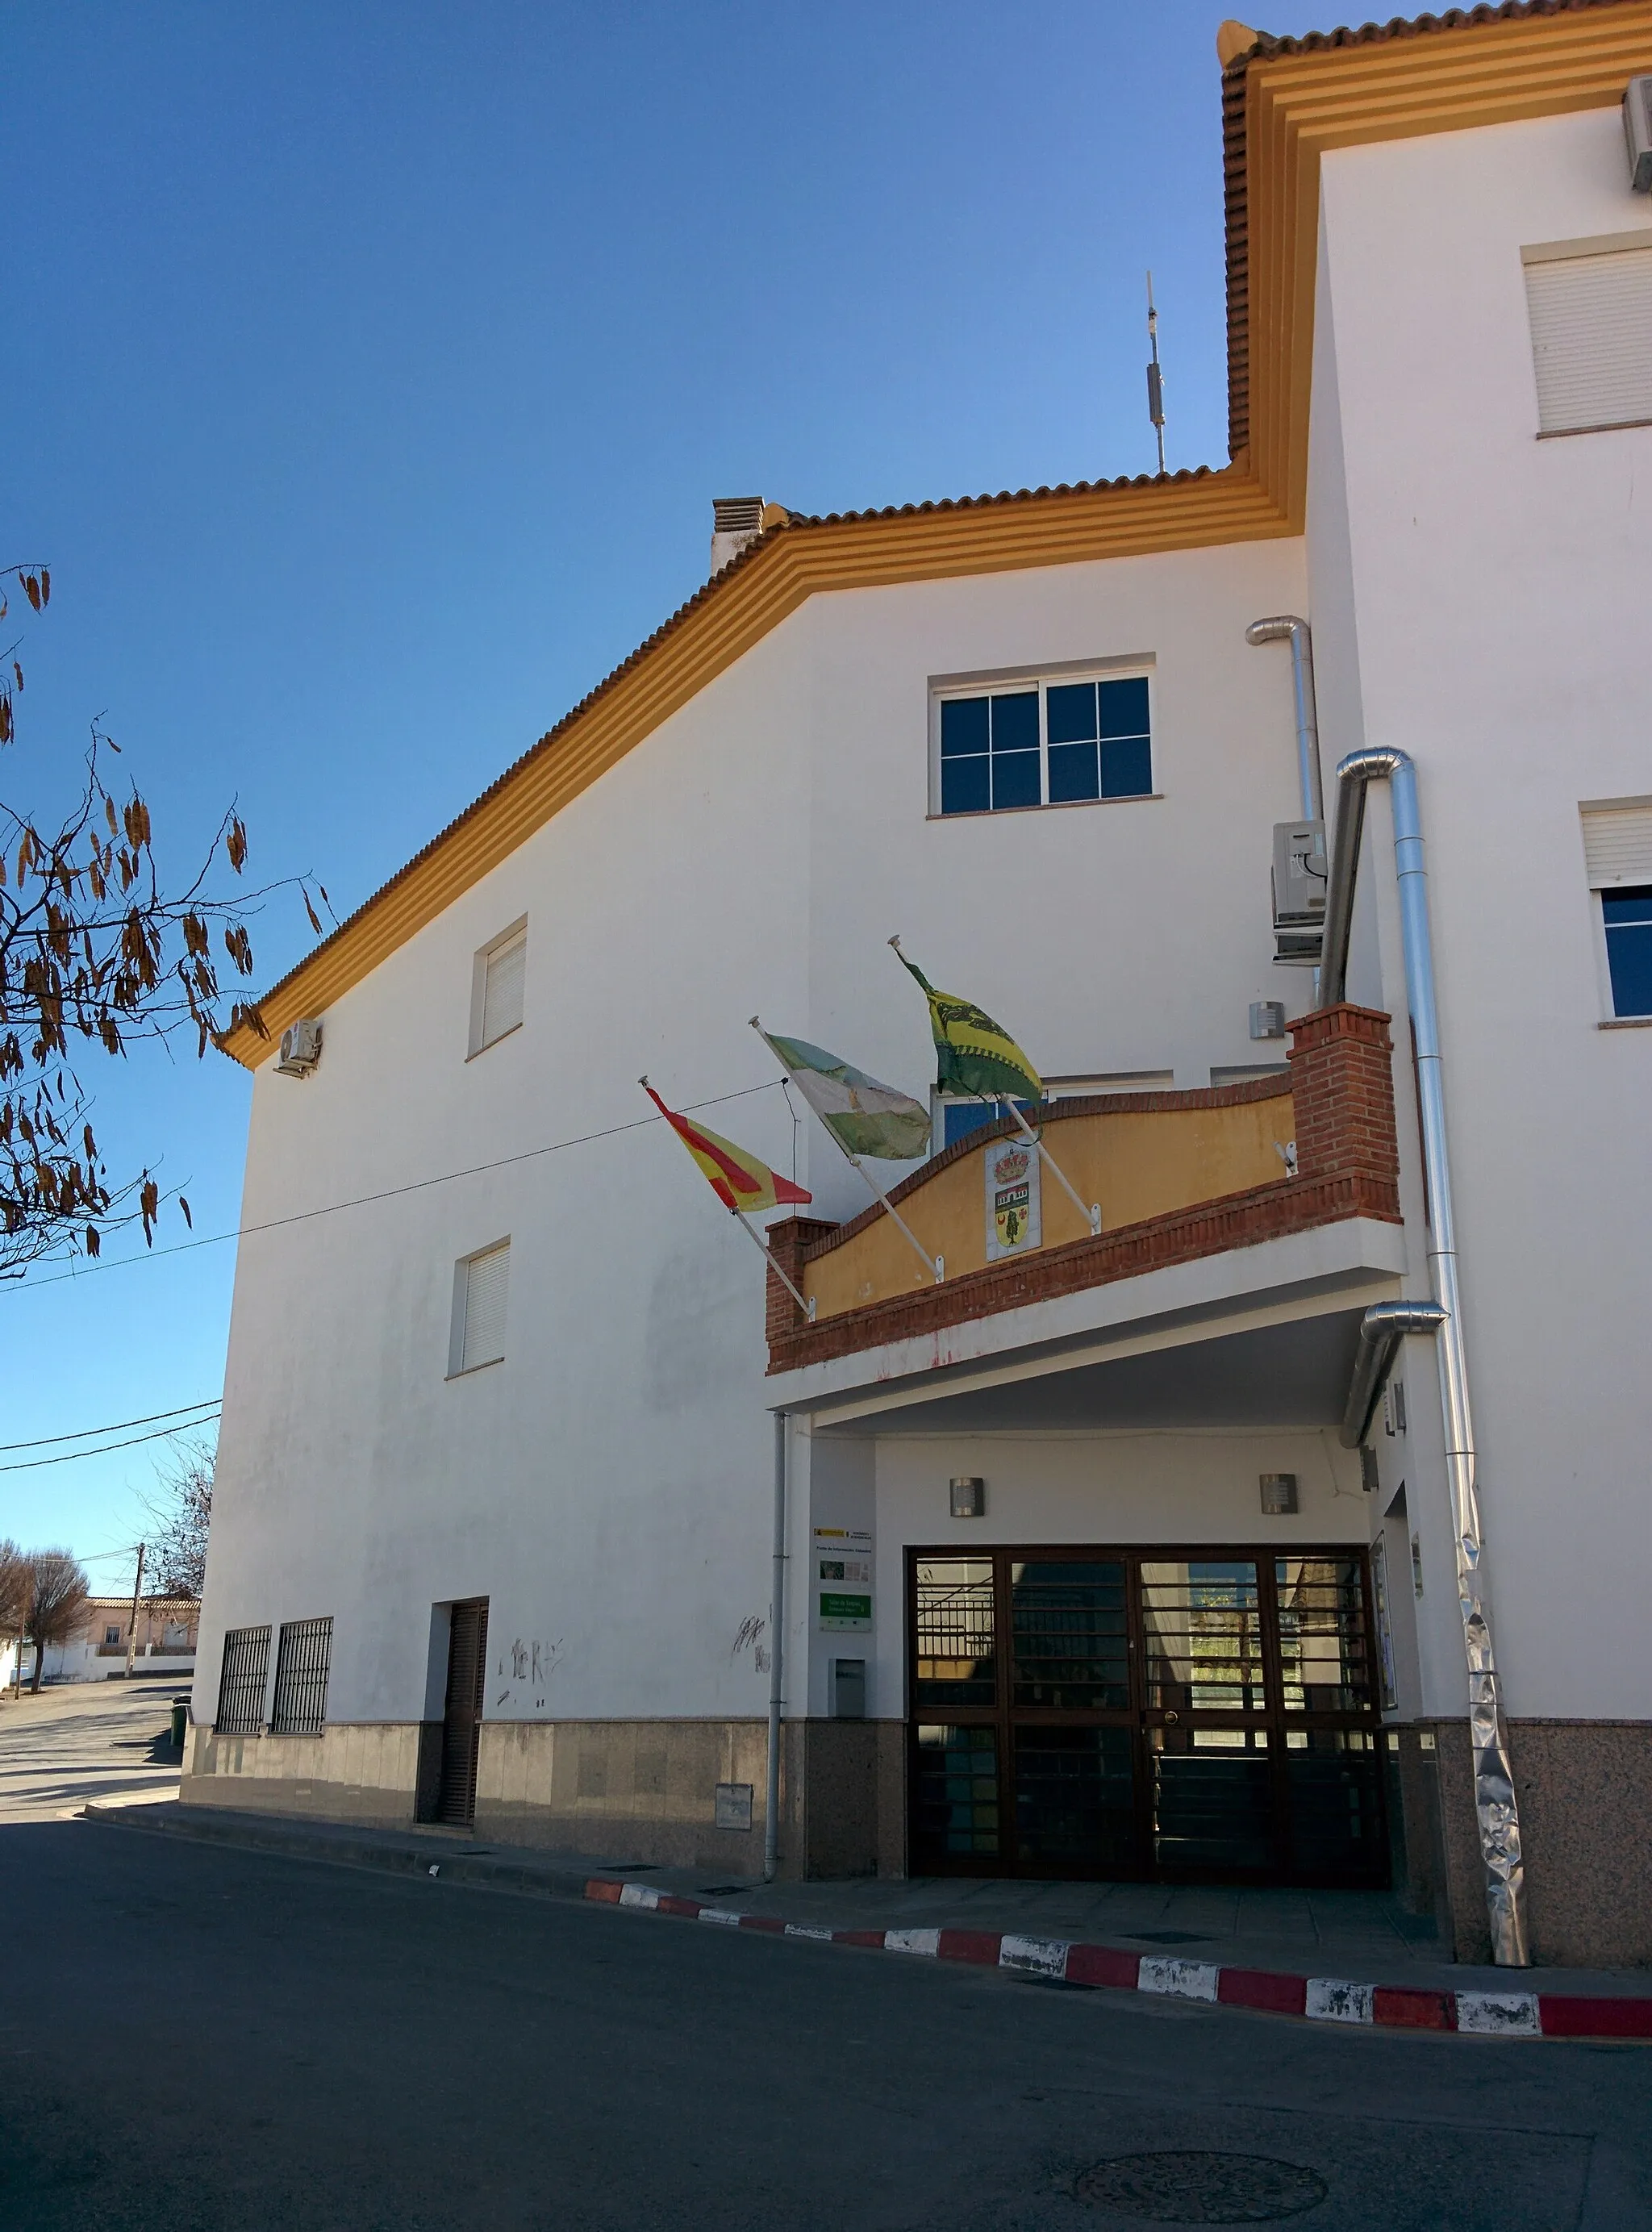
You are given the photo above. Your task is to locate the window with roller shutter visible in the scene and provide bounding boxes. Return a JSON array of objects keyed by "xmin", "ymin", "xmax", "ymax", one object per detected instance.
[
  {"xmin": 469, "ymin": 921, "xmax": 526, "ymax": 1055},
  {"xmin": 1581, "ymin": 803, "xmax": 1652, "ymax": 1020},
  {"xmin": 1522, "ymin": 236, "xmax": 1652, "ymax": 438},
  {"xmin": 450, "ymin": 1239, "xmax": 510, "ymax": 1375}
]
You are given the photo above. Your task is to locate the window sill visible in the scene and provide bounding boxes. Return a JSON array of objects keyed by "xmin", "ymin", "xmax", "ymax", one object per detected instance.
[
  {"xmin": 465, "ymin": 1020, "xmax": 522, "ymax": 1062},
  {"xmin": 1537, "ymin": 418, "xmax": 1652, "ymax": 440},
  {"xmin": 1598, "ymin": 1015, "xmax": 1652, "ymax": 1029},
  {"xmin": 928, "ymin": 792, "xmax": 1162, "ymax": 823},
  {"xmin": 446, "ymin": 1355, "xmax": 504, "ymax": 1380}
]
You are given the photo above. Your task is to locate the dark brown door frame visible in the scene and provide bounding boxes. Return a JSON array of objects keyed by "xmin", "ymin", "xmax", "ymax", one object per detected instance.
[{"xmin": 905, "ymin": 1542, "xmax": 1385, "ymax": 1888}]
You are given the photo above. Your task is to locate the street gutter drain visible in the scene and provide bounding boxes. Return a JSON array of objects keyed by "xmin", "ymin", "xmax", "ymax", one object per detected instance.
[{"xmin": 1074, "ymin": 2151, "xmax": 1329, "ymax": 2223}]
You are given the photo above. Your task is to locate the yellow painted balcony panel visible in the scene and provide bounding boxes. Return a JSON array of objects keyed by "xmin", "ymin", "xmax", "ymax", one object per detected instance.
[{"xmin": 804, "ymin": 1083, "xmax": 1295, "ymax": 1325}]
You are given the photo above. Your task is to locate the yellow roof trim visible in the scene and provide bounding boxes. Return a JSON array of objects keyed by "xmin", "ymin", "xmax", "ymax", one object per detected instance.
[{"xmin": 225, "ymin": 0, "xmax": 1652, "ymax": 1070}]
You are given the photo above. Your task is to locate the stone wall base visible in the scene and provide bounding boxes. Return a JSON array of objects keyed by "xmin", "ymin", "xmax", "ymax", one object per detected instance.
[
  {"xmin": 181, "ymin": 1714, "xmax": 907, "ymax": 1881},
  {"xmin": 1395, "ymin": 1718, "xmax": 1652, "ymax": 1967}
]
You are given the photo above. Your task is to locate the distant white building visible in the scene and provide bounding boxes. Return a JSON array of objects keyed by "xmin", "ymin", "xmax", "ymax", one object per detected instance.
[
  {"xmin": 31, "ymin": 1596, "xmax": 199, "ymax": 1685},
  {"xmin": 188, "ymin": 6, "xmax": 1652, "ymax": 1969}
]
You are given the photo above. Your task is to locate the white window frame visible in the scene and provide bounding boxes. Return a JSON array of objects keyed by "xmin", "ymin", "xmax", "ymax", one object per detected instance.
[
  {"xmin": 467, "ymin": 918, "xmax": 528, "ymax": 1058},
  {"xmin": 448, "ymin": 1238, "xmax": 511, "ymax": 1378},
  {"xmin": 928, "ymin": 653, "xmax": 1159, "ymax": 820},
  {"xmin": 1580, "ymin": 797, "xmax": 1652, "ymax": 1026}
]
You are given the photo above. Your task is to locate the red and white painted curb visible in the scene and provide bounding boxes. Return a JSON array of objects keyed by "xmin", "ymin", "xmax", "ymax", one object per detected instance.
[{"xmin": 584, "ymin": 1878, "xmax": 1652, "ymax": 2042}]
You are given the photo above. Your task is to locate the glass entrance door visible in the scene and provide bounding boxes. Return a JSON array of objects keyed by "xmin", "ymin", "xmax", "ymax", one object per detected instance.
[{"xmin": 908, "ymin": 1546, "xmax": 1384, "ymax": 1887}]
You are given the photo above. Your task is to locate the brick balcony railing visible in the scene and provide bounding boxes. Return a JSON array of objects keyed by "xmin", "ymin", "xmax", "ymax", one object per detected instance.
[{"xmin": 766, "ymin": 1003, "xmax": 1401, "ymax": 1375}]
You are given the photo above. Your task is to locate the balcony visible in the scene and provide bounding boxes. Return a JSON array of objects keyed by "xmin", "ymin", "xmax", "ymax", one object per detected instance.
[{"xmin": 765, "ymin": 1005, "xmax": 1406, "ymax": 1423}]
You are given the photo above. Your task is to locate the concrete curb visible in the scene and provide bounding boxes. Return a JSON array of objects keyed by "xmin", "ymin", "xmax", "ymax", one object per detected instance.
[
  {"xmin": 583, "ymin": 1878, "xmax": 1652, "ymax": 2042},
  {"xmin": 82, "ymin": 1800, "xmax": 1651, "ymax": 2042}
]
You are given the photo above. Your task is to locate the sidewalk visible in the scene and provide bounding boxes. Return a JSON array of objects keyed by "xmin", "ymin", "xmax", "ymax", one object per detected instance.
[{"xmin": 84, "ymin": 1796, "xmax": 1652, "ymax": 2034}]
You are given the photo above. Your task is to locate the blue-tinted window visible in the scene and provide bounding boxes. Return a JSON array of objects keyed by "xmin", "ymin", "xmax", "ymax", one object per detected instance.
[
  {"xmin": 941, "ymin": 1099, "xmax": 1040, "ymax": 1148},
  {"xmin": 937, "ymin": 674, "xmax": 1152, "ymax": 816},
  {"xmin": 1098, "ymin": 676, "xmax": 1152, "ymax": 799},
  {"xmin": 1604, "ymin": 887, "xmax": 1652, "ymax": 1017}
]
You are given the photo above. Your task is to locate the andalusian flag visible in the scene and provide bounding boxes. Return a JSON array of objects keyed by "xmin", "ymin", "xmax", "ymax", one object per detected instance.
[
  {"xmin": 642, "ymin": 1082, "xmax": 811, "ymax": 1212},
  {"xmin": 891, "ymin": 942, "xmax": 1043, "ymax": 1103},
  {"xmin": 752, "ymin": 1024, "xmax": 932, "ymax": 1162}
]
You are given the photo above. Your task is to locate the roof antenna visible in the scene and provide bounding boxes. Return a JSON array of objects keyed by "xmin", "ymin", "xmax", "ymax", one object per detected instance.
[{"xmin": 1146, "ymin": 270, "xmax": 1167, "ymax": 475}]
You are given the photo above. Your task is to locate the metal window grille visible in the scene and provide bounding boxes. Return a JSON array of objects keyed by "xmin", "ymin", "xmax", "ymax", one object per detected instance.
[
  {"xmin": 215, "ymin": 1625, "xmax": 271, "ymax": 1734},
  {"xmin": 270, "ymin": 1616, "xmax": 333, "ymax": 1735}
]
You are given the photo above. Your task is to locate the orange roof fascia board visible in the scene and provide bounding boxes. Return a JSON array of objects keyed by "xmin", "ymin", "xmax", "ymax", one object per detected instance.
[
  {"xmin": 223, "ymin": 468, "xmax": 1284, "ymax": 1062},
  {"xmin": 226, "ymin": 0, "xmax": 1652, "ymax": 1070},
  {"xmin": 1235, "ymin": 2, "xmax": 1652, "ymax": 511}
]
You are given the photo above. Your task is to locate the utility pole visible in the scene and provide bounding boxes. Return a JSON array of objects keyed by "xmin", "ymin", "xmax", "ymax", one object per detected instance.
[{"xmin": 123, "ymin": 1543, "xmax": 145, "ymax": 1679}]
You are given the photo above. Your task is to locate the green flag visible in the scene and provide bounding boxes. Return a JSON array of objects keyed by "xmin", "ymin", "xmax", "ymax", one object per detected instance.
[{"xmin": 891, "ymin": 945, "xmax": 1043, "ymax": 1103}]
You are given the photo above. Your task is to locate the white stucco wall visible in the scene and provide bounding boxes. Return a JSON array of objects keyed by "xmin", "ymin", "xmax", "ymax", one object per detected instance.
[
  {"xmin": 198, "ymin": 531, "xmax": 1320, "ymax": 1736},
  {"xmin": 1315, "ymin": 106, "xmax": 1652, "ymax": 1719}
]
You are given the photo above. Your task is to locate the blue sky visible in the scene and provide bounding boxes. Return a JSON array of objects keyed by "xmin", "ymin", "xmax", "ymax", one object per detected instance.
[{"xmin": 4, "ymin": 2, "xmax": 1322, "ymax": 1583}]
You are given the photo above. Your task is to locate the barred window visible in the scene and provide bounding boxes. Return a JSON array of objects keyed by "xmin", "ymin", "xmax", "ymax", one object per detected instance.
[
  {"xmin": 269, "ymin": 1617, "xmax": 333, "ymax": 1736},
  {"xmin": 215, "ymin": 1625, "xmax": 271, "ymax": 1734}
]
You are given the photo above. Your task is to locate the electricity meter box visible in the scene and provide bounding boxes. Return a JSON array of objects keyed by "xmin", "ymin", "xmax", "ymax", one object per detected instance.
[{"xmin": 1272, "ymin": 820, "xmax": 1327, "ymax": 966}]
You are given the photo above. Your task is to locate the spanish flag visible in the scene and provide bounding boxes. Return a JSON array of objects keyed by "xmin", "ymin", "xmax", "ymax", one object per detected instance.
[
  {"xmin": 891, "ymin": 943, "xmax": 1043, "ymax": 1103},
  {"xmin": 642, "ymin": 1083, "xmax": 811, "ymax": 1212}
]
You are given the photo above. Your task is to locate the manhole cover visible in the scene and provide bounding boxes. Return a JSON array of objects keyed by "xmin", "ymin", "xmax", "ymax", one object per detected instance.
[
  {"xmin": 1075, "ymin": 2151, "xmax": 1327, "ymax": 2223},
  {"xmin": 1128, "ymin": 1930, "xmax": 1212, "ymax": 1945}
]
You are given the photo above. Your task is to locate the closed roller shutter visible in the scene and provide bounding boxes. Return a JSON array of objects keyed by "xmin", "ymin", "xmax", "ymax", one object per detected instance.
[
  {"xmin": 1581, "ymin": 803, "xmax": 1652, "ymax": 888},
  {"xmin": 461, "ymin": 1241, "xmax": 510, "ymax": 1371},
  {"xmin": 1524, "ymin": 242, "xmax": 1652, "ymax": 436},
  {"xmin": 481, "ymin": 934, "xmax": 525, "ymax": 1046}
]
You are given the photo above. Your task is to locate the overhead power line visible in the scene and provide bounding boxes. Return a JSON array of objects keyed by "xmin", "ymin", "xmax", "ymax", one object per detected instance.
[
  {"xmin": 0, "ymin": 1415, "xmax": 223, "ymax": 1475},
  {"xmin": 0, "ymin": 1398, "xmax": 223, "ymax": 1454},
  {"xmin": 3, "ymin": 1079, "xmax": 786, "ymax": 1298}
]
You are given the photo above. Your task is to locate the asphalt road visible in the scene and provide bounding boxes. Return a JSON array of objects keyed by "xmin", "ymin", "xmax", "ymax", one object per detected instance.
[{"xmin": 2, "ymin": 1817, "xmax": 1649, "ymax": 2232}]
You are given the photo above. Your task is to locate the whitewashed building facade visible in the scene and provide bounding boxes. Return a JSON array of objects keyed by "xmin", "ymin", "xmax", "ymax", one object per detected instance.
[{"xmin": 188, "ymin": 5, "xmax": 1652, "ymax": 1967}]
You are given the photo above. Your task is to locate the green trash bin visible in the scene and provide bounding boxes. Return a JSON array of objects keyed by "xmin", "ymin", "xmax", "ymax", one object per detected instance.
[{"xmin": 170, "ymin": 1700, "xmax": 189, "ymax": 1749}]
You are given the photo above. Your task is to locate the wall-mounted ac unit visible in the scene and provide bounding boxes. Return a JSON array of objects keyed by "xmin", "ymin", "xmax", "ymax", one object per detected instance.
[{"xmin": 276, "ymin": 1017, "xmax": 323, "ymax": 1077}]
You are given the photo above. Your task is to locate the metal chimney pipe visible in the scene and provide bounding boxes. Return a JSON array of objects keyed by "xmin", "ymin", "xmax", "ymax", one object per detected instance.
[
  {"xmin": 1320, "ymin": 743, "xmax": 1529, "ymax": 1967},
  {"xmin": 1245, "ymin": 615, "xmax": 1324, "ymax": 822},
  {"xmin": 1341, "ymin": 1299, "xmax": 1448, "ymax": 1449}
]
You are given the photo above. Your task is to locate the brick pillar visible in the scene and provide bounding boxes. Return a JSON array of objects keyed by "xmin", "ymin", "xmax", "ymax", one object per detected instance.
[
  {"xmin": 1287, "ymin": 1003, "xmax": 1400, "ymax": 1208},
  {"xmin": 763, "ymin": 1216, "xmax": 837, "ymax": 1345}
]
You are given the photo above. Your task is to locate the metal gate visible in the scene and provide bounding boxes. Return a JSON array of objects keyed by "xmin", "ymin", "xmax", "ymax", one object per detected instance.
[
  {"xmin": 437, "ymin": 1598, "xmax": 489, "ymax": 1825},
  {"xmin": 907, "ymin": 1546, "xmax": 1385, "ymax": 1886}
]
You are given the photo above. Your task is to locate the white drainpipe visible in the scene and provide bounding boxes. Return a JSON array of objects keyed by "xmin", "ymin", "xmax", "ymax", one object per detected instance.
[{"xmin": 1320, "ymin": 745, "xmax": 1529, "ymax": 1968}]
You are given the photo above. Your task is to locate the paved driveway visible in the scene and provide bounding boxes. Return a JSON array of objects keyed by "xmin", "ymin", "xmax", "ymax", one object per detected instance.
[{"xmin": 2, "ymin": 1815, "xmax": 1648, "ymax": 2230}]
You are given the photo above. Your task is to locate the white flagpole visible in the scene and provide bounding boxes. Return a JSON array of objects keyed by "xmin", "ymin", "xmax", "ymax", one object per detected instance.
[
  {"xmin": 751, "ymin": 1019, "xmax": 943, "ymax": 1284},
  {"xmin": 733, "ymin": 1208, "xmax": 816, "ymax": 1322},
  {"xmin": 999, "ymin": 1097, "xmax": 1102, "ymax": 1237},
  {"xmin": 847, "ymin": 1154, "xmax": 944, "ymax": 1284}
]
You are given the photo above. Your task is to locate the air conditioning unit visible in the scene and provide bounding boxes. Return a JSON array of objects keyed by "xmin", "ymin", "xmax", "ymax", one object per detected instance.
[
  {"xmin": 275, "ymin": 1017, "xmax": 323, "ymax": 1078},
  {"xmin": 1625, "ymin": 76, "xmax": 1652, "ymax": 192},
  {"xmin": 1272, "ymin": 819, "xmax": 1327, "ymax": 966}
]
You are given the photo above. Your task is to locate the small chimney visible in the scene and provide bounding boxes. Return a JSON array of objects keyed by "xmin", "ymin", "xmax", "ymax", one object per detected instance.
[{"xmin": 710, "ymin": 495, "xmax": 766, "ymax": 578}]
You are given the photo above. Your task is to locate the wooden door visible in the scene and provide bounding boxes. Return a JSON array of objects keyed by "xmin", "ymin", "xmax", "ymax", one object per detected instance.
[{"xmin": 437, "ymin": 1598, "xmax": 489, "ymax": 1825}]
